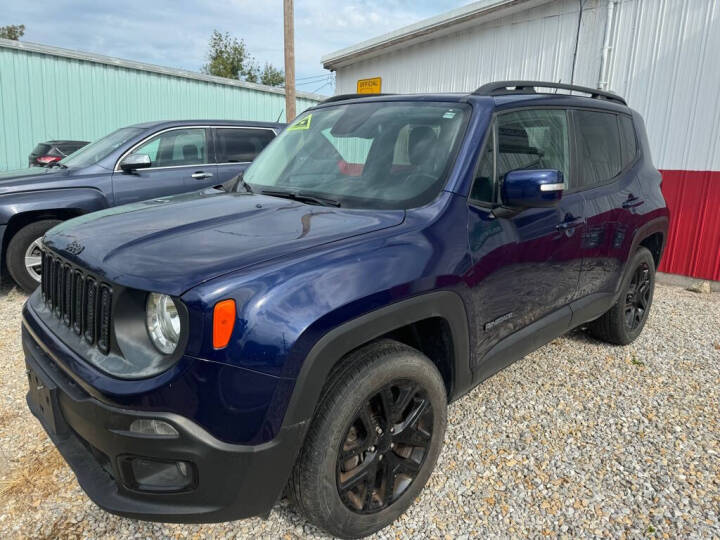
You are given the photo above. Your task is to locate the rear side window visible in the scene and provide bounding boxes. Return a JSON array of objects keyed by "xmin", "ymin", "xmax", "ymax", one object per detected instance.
[
  {"xmin": 619, "ymin": 115, "xmax": 638, "ymax": 168},
  {"xmin": 32, "ymin": 143, "xmax": 51, "ymax": 155},
  {"xmin": 574, "ymin": 110, "xmax": 622, "ymax": 187},
  {"xmin": 215, "ymin": 128, "xmax": 275, "ymax": 163}
]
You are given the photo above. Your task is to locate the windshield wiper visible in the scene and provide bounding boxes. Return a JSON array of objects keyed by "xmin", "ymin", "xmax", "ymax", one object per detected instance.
[{"xmin": 261, "ymin": 189, "xmax": 341, "ymax": 207}]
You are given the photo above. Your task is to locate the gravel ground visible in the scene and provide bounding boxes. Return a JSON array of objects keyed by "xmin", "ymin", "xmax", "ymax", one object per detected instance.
[{"xmin": 1, "ymin": 281, "xmax": 718, "ymax": 538}]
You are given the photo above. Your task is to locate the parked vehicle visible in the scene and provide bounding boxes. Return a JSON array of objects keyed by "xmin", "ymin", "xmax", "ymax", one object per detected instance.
[
  {"xmin": 28, "ymin": 140, "xmax": 90, "ymax": 167},
  {"xmin": 23, "ymin": 82, "xmax": 668, "ymax": 538},
  {"xmin": 1, "ymin": 119, "xmax": 282, "ymax": 292}
]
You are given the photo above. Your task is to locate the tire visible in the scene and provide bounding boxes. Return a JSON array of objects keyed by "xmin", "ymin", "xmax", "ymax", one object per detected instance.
[
  {"xmin": 587, "ymin": 246, "xmax": 656, "ymax": 345},
  {"xmin": 6, "ymin": 220, "xmax": 61, "ymax": 293},
  {"xmin": 288, "ymin": 339, "xmax": 447, "ymax": 539}
]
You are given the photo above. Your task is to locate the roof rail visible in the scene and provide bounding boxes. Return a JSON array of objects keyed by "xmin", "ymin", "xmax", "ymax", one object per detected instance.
[
  {"xmin": 321, "ymin": 93, "xmax": 394, "ymax": 104},
  {"xmin": 472, "ymin": 80, "xmax": 627, "ymax": 105}
]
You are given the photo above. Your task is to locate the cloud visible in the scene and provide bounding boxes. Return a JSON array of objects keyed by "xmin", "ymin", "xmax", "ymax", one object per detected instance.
[{"xmin": 4, "ymin": 0, "xmax": 472, "ymax": 95}]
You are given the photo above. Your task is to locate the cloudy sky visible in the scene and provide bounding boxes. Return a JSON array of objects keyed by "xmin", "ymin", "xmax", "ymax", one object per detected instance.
[{"xmin": 4, "ymin": 0, "xmax": 473, "ymax": 95}]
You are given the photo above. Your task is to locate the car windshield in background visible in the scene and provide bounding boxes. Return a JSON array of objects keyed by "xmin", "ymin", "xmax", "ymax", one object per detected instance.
[
  {"xmin": 244, "ymin": 101, "xmax": 470, "ymax": 209},
  {"xmin": 60, "ymin": 127, "xmax": 144, "ymax": 169}
]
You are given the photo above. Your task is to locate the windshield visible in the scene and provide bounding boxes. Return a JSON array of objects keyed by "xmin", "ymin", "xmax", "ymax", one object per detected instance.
[
  {"xmin": 60, "ymin": 127, "xmax": 144, "ymax": 168},
  {"xmin": 244, "ymin": 101, "xmax": 470, "ymax": 209}
]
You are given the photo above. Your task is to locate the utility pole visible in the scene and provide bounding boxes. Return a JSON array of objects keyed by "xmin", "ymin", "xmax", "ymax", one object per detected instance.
[{"xmin": 283, "ymin": 0, "xmax": 296, "ymax": 122}]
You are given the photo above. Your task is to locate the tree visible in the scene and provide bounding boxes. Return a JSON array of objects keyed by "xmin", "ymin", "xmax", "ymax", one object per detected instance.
[
  {"xmin": 201, "ymin": 30, "xmax": 284, "ymax": 87},
  {"xmin": 260, "ymin": 62, "xmax": 285, "ymax": 87},
  {"xmin": 0, "ymin": 24, "xmax": 25, "ymax": 40},
  {"xmin": 202, "ymin": 30, "xmax": 256, "ymax": 81}
]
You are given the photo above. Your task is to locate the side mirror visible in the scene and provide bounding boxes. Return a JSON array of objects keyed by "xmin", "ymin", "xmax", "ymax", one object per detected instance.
[
  {"xmin": 501, "ymin": 169, "xmax": 564, "ymax": 208},
  {"xmin": 120, "ymin": 153, "xmax": 151, "ymax": 172}
]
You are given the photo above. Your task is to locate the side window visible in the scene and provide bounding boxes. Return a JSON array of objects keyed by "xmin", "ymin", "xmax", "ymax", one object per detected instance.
[
  {"xmin": 470, "ymin": 125, "xmax": 495, "ymax": 203},
  {"xmin": 216, "ymin": 128, "xmax": 275, "ymax": 163},
  {"xmin": 134, "ymin": 128, "xmax": 207, "ymax": 168},
  {"xmin": 619, "ymin": 115, "xmax": 638, "ymax": 168},
  {"xmin": 497, "ymin": 109, "xmax": 570, "ymax": 188},
  {"xmin": 574, "ymin": 110, "xmax": 622, "ymax": 187},
  {"xmin": 138, "ymin": 138, "xmax": 160, "ymax": 162}
]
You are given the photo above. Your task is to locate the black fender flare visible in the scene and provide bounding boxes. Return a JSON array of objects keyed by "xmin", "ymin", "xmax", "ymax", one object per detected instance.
[
  {"xmin": 628, "ymin": 215, "xmax": 669, "ymax": 266},
  {"xmin": 612, "ymin": 215, "xmax": 669, "ymax": 297},
  {"xmin": 280, "ymin": 290, "xmax": 472, "ymax": 429}
]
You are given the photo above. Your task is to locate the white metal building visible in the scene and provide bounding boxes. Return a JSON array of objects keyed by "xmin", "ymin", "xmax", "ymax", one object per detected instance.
[{"xmin": 322, "ymin": 0, "xmax": 720, "ymax": 280}]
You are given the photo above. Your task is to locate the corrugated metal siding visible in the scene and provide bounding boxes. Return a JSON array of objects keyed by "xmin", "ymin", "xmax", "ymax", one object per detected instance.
[
  {"xmin": 335, "ymin": 0, "xmax": 606, "ymax": 95},
  {"xmin": 608, "ymin": 0, "xmax": 720, "ymax": 171},
  {"xmin": 0, "ymin": 45, "xmax": 320, "ymax": 171},
  {"xmin": 659, "ymin": 170, "xmax": 720, "ymax": 281}
]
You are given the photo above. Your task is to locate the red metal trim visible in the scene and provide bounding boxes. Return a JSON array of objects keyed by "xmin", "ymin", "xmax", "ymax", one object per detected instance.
[{"xmin": 659, "ymin": 170, "xmax": 720, "ymax": 281}]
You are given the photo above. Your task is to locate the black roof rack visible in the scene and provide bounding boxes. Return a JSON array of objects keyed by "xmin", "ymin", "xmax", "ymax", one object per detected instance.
[
  {"xmin": 472, "ymin": 80, "xmax": 627, "ymax": 106},
  {"xmin": 321, "ymin": 93, "xmax": 395, "ymax": 104}
]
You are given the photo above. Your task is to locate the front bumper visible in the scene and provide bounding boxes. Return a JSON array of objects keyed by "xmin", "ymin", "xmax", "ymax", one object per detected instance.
[{"xmin": 23, "ymin": 324, "xmax": 306, "ymax": 523}]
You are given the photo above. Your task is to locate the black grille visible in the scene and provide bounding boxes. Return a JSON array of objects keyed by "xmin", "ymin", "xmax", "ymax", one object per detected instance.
[{"xmin": 40, "ymin": 251, "xmax": 113, "ymax": 354}]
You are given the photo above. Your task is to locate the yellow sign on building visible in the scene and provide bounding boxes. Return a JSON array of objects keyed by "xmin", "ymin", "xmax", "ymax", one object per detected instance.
[{"xmin": 357, "ymin": 77, "xmax": 382, "ymax": 94}]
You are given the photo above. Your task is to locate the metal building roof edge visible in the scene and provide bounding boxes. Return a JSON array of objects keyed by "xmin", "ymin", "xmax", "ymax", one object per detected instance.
[
  {"xmin": 0, "ymin": 38, "xmax": 325, "ymax": 102},
  {"xmin": 322, "ymin": 0, "xmax": 551, "ymax": 70}
]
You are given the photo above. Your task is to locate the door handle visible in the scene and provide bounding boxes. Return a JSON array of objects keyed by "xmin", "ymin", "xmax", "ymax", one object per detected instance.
[
  {"xmin": 622, "ymin": 195, "xmax": 644, "ymax": 209},
  {"xmin": 191, "ymin": 172, "xmax": 213, "ymax": 179},
  {"xmin": 556, "ymin": 218, "xmax": 584, "ymax": 231}
]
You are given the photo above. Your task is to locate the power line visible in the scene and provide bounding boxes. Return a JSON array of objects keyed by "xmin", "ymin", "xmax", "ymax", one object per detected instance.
[
  {"xmin": 296, "ymin": 76, "xmax": 333, "ymax": 87},
  {"xmin": 311, "ymin": 80, "xmax": 333, "ymax": 93},
  {"xmin": 295, "ymin": 73, "xmax": 333, "ymax": 82}
]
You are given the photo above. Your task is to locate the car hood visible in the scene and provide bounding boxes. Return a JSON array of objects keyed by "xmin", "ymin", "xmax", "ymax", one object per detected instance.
[
  {"xmin": 0, "ymin": 167, "xmax": 68, "ymax": 193},
  {"xmin": 43, "ymin": 189, "xmax": 405, "ymax": 295}
]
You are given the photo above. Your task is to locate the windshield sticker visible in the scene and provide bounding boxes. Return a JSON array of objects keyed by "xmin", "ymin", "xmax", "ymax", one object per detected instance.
[
  {"xmin": 443, "ymin": 110, "xmax": 457, "ymax": 119},
  {"xmin": 288, "ymin": 115, "xmax": 312, "ymax": 131}
]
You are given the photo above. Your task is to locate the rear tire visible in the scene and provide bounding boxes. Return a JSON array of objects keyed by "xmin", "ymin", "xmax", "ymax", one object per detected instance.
[
  {"xmin": 288, "ymin": 339, "xmax": 447, "ymax": 539},
  {"xmin": 587, "ymin": 246, "xmax": 655, "ymax": 345},
  {"xmin": 6, "ymin": 220, "xmax": 61, "ymax": 293}
]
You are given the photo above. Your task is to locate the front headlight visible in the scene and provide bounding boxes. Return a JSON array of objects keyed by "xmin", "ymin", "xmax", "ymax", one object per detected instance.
[{"xmin": 146, "ymin": 293, "xmax": 181, "ymax": 354}]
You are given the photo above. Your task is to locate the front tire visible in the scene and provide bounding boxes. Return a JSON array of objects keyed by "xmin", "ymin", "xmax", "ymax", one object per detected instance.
[
  {"xmin": 288, "ymin": 339, "xmax": 447, "ymax": 538},
  {"xmin": 6, "ymin": 220, "xmax": 61, "ymax": 293},
  {"xmin": 587, "ymin": 246, "xmax": 656, "ymax": 345}
]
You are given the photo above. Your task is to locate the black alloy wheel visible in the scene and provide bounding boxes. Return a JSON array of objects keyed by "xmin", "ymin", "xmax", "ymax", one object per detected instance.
[
  {"xmin": 587, "ymin": 246, "xmax": 656, "ymax": 345},
  {"xmin": 288, "ymin": 339, "xmax": 447, "ymax": 538},
  {"xmin": 624, "ymin": 261, "xmax": 651, "ymax": 331},
  {"xmin": 336, "ymin": 380, "xmax": 433, "ymax": 514}
]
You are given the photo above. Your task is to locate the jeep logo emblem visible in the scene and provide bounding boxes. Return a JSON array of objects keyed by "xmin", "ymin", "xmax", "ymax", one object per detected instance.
[{"xmin": 66, "ymin": 240, "xmax": 84, "ymax": 255}]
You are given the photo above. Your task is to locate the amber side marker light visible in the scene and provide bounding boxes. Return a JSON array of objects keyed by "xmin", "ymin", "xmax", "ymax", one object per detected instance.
[{"xmin": 213, "ymin": 299, "xmax": 236, "ymax": 349}]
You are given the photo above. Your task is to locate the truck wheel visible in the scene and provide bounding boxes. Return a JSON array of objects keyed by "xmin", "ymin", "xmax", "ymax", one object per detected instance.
[
  {"xmin": 288, "ymin": 339, "xmax": 447, "ymax": 539},
  {"xmin": 6, "ymin": 220, "xmax": 61, "ymax": 293},
  {"xmin": 587, "ymin": 246, "xmax": 656, "ymax": 345}
]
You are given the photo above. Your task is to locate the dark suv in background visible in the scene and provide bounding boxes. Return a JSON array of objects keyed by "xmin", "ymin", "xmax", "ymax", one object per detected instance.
[
  {"xmin": 29, "ymin": 140, "xmax": 90, "ymax": 167},
  {"xmin": 1, "ymin": 119, "xmax": 282, "ymax": 291},
  {"xmin": 23, "ymin": 82, "xmax": 668, "ymax": 538}
]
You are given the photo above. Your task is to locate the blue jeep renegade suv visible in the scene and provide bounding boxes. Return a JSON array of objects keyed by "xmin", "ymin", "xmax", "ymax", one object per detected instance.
[{"xmin": 23, "ymin": 82, "xmax": 668, "ymax": 538}]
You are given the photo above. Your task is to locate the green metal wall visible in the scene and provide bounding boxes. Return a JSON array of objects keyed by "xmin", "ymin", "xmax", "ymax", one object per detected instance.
[{"xmin": 0, "ymin": 41, "xmax": 321, "ymax": 171}]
